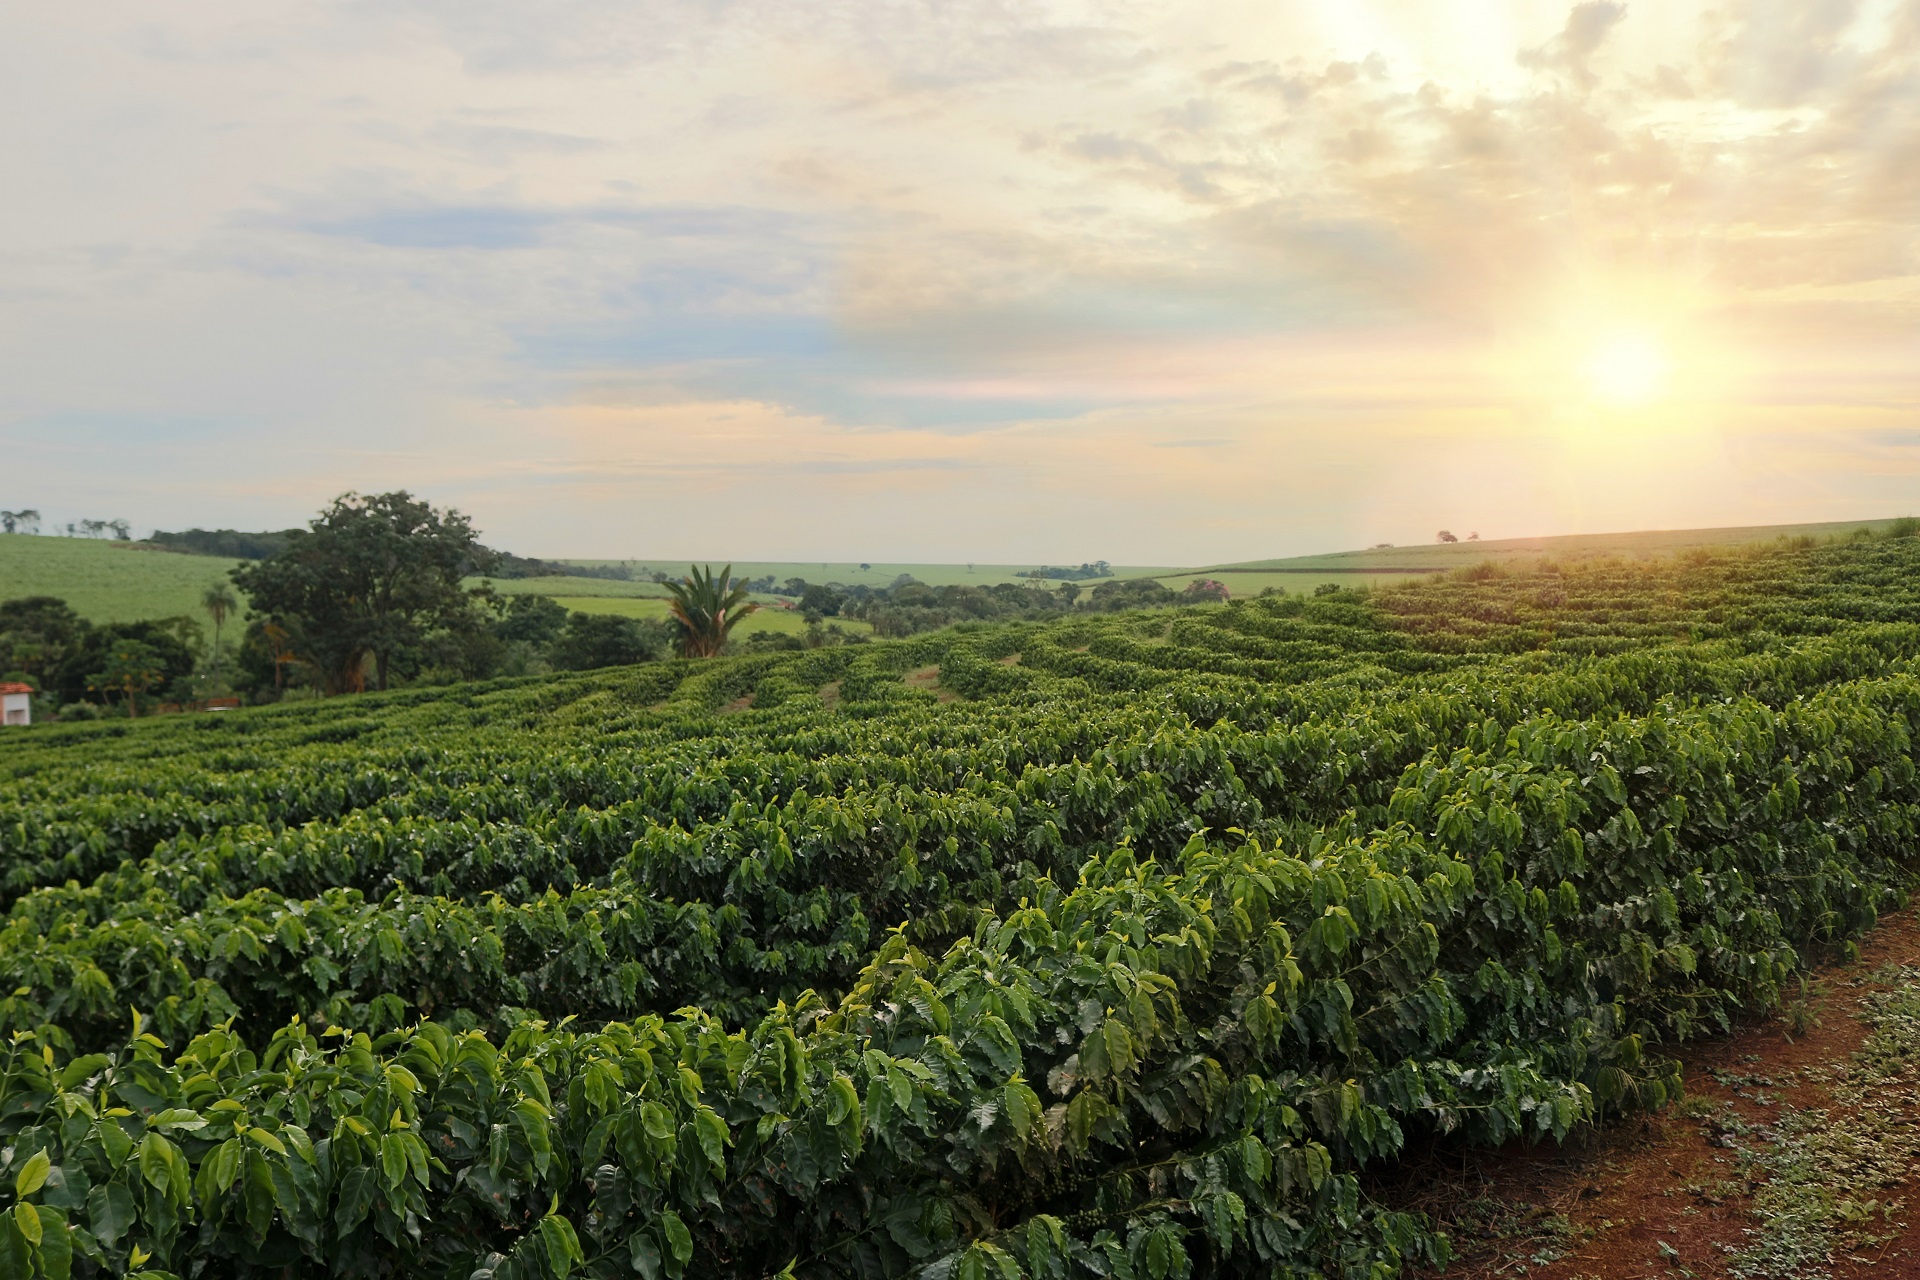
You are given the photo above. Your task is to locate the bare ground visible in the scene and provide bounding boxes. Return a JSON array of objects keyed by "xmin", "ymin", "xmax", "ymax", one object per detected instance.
[{"xmin": 1389, "ymin": 911, "xmax": 1920, "ymax": 1280}]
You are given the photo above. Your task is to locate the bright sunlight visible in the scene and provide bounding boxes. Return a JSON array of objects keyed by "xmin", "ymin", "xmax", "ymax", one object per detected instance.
[{"xmin": 1587, "ymin": 334, "xmax": 1670, "ymax": 406}]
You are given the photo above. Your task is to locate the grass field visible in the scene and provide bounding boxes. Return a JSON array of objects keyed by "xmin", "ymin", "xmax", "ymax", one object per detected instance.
[
  {"xmin": 9, "ymin": 519, "xmax": 1911, "ymax": 625},
  {"xmin": 546, "ymin": 595, "xmax": 874, "ymax": 636},
  {"xmin": 1151, "ymin": 569, "xmax": 1436, "ymax": 595},
  {"xmin": 558, "ymin": 560, "xmax": 1182, "ymax": 589},
  {"xmin": 1199, "ymin": 516, "xmax": 1905, "ymax": 576},
  {"xmin": 478, "ymin": 575, "xmax": 672, "ymax": 599},
  {"xmin": 0, "ymin": 535, "xmax": 245, "ymax": 623}
]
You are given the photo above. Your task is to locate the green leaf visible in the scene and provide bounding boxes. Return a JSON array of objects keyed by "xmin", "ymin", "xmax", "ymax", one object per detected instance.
[
  {"xmin": 138, "ymin": 1134, "xmax": 179, "ymax": 1197},
  {"xmin": 538, "ymin": 1215, "xmax": 583, "ymax": 1276},
  {"xmin": 11, "ymin": 1204, "xmax": 40, "ymax": 1248},
  {"xmin": 657, "ymin": 1209, "xmax": 693, "ymax": 1266},
  {"xmin": 13, "ymin": 1153, "xmax": 49, "ymax": 1199},
  {"xmin": 29, "ymin": 1206, "xmax": 69, "ymax": 1280},
  {"xmin": 86, "ymin": 1184, "xmax": 135, "ymax": 1247},
  {"xmin": 148, "ymin": 1109, "xmax": 207, "ymax": 1133}
]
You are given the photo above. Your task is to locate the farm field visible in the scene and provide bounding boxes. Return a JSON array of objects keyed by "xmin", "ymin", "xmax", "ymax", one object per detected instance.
[
  {"xmin": 4, "ymin": 531, "xmax": 1920, "ymax": 1277},
  {"xmin": 1202, "ymin": 516, "xmax": 1901, "ymax": 576},
  {"xmin": 1151, "ymin": 569, "xmax": 1436, "ymax": 595},
  {"xmin": 560, "ymin": 560, "xmax": 1182, "ymax": 588},
  {"xmin": 0, "ymin": 535, "xmax": 245, "ymax": 622},
  {"xmin": 545, "ymin": 594, "xmax": 875, "ymax": 636},
  {"xmin": 478, "ymin": 575, "xmax": 673, "ymax": 600}
]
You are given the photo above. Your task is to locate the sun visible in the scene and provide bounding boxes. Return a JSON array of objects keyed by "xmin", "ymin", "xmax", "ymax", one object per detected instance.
[{"xmin": 1586, "ymin": 334, "xmax": 1669, "ymax": 405}]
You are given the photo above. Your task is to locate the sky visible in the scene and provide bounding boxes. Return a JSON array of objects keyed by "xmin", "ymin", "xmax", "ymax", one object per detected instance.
[{"xmin": 2, "ymin": 0, "xmax": 1917, "ymax": 563}]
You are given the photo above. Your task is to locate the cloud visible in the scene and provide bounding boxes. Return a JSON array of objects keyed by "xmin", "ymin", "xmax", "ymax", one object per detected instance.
[
  {"xmin": 1519, "ymin": 2, "xmax": 1629, "ymax": 88},
  {"xmin": 2, "ymin": 0, "xmax": 1918, "ymax": 560}
]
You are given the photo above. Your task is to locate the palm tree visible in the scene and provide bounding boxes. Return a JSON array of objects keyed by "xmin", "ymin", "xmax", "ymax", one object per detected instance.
[
  {"xmin": 665, "ymin": 564, "xmax": 758, "ymax": 658},
  {"xmin": 202, "ymin": 584, "xmax": 238, "ymax": 672}
]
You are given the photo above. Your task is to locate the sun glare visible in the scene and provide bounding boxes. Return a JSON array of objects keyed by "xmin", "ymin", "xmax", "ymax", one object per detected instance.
[{"xmin": 1587, "ymin": 334, "xmax": 1669, "ymax": 405}]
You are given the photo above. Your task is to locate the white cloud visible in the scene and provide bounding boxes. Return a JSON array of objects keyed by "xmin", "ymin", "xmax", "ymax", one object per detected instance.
[{"xmin": 1, "ymin": 0, "xmax": 1916, "ymax": 560}]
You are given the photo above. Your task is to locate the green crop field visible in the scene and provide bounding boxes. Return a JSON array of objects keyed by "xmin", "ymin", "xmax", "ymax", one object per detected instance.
[
  {"xmin": 5, "ymin": 529, "xmax": 1920, "ymax": 1277},
  {"xmin": 1200, "ymin": 515, "xmax": 1904, "ymax": 576},
  {"xmin": 545, "ymin": 595, "xmax": 874, "ymax": 637},
  {"xmin": 479, "ymin": 575, "xmax": 673, "ymax": 600},
  {"xmin": 1151, "ymin": 569, "xmax": 1436, "ymax": 595},
  {"xmin": 0, "ymin": 535, "xmax": 246, "ymax": 622},
  {"xmin": 560, "ymin": 560, "xmax": 1182, "ymax": 589}
]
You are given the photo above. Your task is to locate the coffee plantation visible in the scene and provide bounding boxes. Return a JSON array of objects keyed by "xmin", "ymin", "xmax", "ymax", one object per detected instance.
[{"xmin": 3, "ymin": 535, "xmax": 1920, "ymax": 1279}]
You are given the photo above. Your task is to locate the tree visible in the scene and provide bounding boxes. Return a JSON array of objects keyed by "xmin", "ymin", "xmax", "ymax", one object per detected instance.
[
  {"xmin": 0, "ymin": 597, "xmax": 85, "ymax": 682},
  {"xmin": 201, "ymin": 584, "xmax": 238, "ymax": 672},
  {"xmin": 497, "ymin": 595, "xmax": 568, "ymax": 647},
  {"xmin": 549, "ymin": 613, "xmax": 669, "ymax": 670},
  {"xmin": 87, "ymin": 638, "xmax": 164, "ymax": 717},
  {"xmin": 0, "ymin": 510, "xmax": 38, "ymax": 535},
  {"xmin": 55, "ymin": 622, "xmax": 194, "ymax": 708},
  {"xmin": 1436, "ymin": 530, "xmax": 1459, "ymax": 543},
  {"xmin": 230, "ymin": 491, "xmax": 494, "ymax": 693},
  {"xmin": 665, "ymin": 564, "xmax": 758, "ymax": 658}
]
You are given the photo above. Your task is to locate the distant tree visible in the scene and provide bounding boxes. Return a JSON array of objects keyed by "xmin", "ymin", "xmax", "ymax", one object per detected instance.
[
  {"xmin": 549, "ymin": 613, "xmax": 670, "ymax": 670},
  {"xmin": 230, "ymin": 491, "xmax": 494, "ymax": 693},
  {"xmin": 201, "ymin": 584, "xmax": 239, "ymax": 672},
  {"xmin": 1086, "ymin": 579, "xmax": 1179, "ymax": 612},
  {"xmin": 666, "ymin": 565, "xmax": 758, "ymax": 658},
  {"xmin": 88, "ymin": 638, "xmax": 165, "ymax": 717},
  {"xmin": 497, "ymin": 595, "xmax": 569, "ymax": 647},
  {"xmin": 56, "ymin": 622, "xmax": 194, "ymax": 708},
  {"xmin": 1371, "ymin": 543, "xmax": 1393, "ymax": 549},
  {"xmin": 148, "ymin": 528, "xmax": 297, "ymax": 560},
  {"xmin": 234, "ymin": 619, "xmax": 303, "ymax": 697},
  {"xmin": 1436, "ymin": 530, "xmax": 1459, "ymax": 543},
  {"xmin": 1182, "ymin": 578, "xmax": 1231, "ymax": 603},
  {"xmin": 0, "ymin": 597, "xmax": 85, "ymax": 682},
  {"xmin": 1467, "ymin": 531, "xmax": 1480, "ymax": 541},
  {"xmin": 799, "ymin": 584, "xmax": 843, "ymax": 617},
  {"xmin": 0, "ymin": 510, "xmax": 40, "ymax": 535},
  {"xmin": 108, "ymin": 519, "xmax": 131, "ymax": 540},
  {"xmin": 1056, "ymin": 581, "xmax": 1083, "ymax": 606},
  {"xmin": 859, "ymin": 563, "xmax": 872, "ymax": 570}
]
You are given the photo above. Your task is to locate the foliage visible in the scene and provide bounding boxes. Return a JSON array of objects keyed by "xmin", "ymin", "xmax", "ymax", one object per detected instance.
[
  {"xmin": 0, "ymin": 598, "xmax": 86, "ymax": 687},
  {"xmin": 146, "ymin": 529, "xmax": 298, "ymax": 560},
  {"xmin": 231, "ymin": 492, "xmax": 495, "ymax": 693},
  {"xmin": 550, "ymin": 613, "xmax": 671, "ymax": 671},
  {"xmin": 85, "ymin": 639, "xmax": 166, "ymax": 717},
  {"xmin": 664, "ymin": 566, "xmax": 757, "ymax": 658},
  {"xmin": 3, "ymin": 538, "xmax": 1920, "ymax": 1274},
  {"xmin": 53, "ymin": 622, "xmax": 195, "ymax": 711}
]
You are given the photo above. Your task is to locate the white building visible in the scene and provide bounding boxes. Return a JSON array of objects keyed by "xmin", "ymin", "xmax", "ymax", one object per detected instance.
[{"xmin": 1, "ymin": 683, "xmax": 31, "ymax": 726}]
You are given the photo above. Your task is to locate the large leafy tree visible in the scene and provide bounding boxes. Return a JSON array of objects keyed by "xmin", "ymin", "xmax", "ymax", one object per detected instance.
[
  {"xmin": 86, "ymin": 638, "xmax": 164, "ymax": 717},
  {"xmin": 0, "ymin": 596, "xmax": 85, "ymax": 683},
  {"xmin": 230, "ymin": 491, "xmax": 495, "ymax": 693},
  {"xmin": 665, "ymin": 564, "xmax": 757, "ymax": 657}
]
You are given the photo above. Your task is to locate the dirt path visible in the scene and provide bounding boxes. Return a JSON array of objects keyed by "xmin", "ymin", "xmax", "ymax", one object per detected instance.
[{"xmin": 1397, "ymin": 911, "xmax": 1920, "ymax": 1280}]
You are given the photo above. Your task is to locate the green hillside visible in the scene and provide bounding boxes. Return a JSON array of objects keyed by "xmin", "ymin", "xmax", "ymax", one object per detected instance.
[
  {"xmin": 0, "ymin": 535, "xmax": 245, "ymax": 623},
  {"xmin": 1201, "ymin": 516, "xmax": 1903, "ymax": 576}
]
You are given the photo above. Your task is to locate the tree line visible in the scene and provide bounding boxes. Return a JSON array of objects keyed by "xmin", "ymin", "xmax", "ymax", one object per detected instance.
[
  {"xmin": 3, "ymin": 489, "xmax": 1233, "ymax": 715},
  {"xmin": 0, "ymin": 510, "xmax": 132, "ymax": 538}
]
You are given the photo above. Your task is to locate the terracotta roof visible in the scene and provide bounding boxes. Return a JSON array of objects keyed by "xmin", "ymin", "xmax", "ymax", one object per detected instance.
[{"xmin": 0, "ymin": 683, "xmax": 32, "ymax": 695}]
